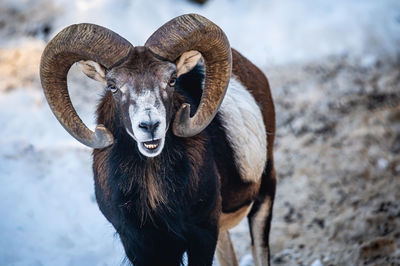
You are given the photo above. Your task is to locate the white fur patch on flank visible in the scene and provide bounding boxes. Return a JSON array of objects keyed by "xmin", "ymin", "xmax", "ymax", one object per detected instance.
[{"xmin": 219, "ymin": 76, "xmax": 267, "ymax": 183}]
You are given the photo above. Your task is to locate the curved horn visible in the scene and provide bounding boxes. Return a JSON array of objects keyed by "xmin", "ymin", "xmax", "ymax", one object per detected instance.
[
  {"xmin": 145, "ymin": 14, "xmax": 232, "ymax": 137},
  {"xmin": 40, "ymin": 23, "xmax": 133, "ymax": 148}
]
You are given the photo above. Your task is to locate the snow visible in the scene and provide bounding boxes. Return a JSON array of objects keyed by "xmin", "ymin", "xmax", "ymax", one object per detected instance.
[
  {"xmin": 0, "ymin": 90, "xmax": 124, "ymax": 266},
  {"xmin": 310, "ymin": 259, "xmax": 324, "ymax": 266},
  {"xmin": 52, "ymin": 0, "xmax": 400, "ymax": 65},
  {"xmin": 0, "ymin": 0, "xmax": 399, "ymax": 265}
]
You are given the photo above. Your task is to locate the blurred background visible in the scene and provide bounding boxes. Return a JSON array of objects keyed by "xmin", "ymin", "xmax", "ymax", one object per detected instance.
[{"xmin": 0, "ymin": 0, "xmax": 399, "ymax": 265}]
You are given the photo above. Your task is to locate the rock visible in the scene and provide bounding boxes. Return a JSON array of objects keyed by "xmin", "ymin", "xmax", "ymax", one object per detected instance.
[
  {"xmin": 189, "ymin": 0, "xmax": 208, "ymax": 4},
  {"xmin": 310, "ymin": 259, "xmax": 324, "ymax": 266},
  {"xmin": 360, "ymin": 54, "xmax": 379, "ymax": 69},
  {"xmin": 239, "ymin": 254, "xmax": 253, "ymax": 266},
  {"xmin": 377, "ymin": 158, "xmax": 389, "ymax": 170},
  {"xmin": 359, "ymin": 237, "xmax": 396, "ymax": 259},
  {"xmin": 395, "ymin": 164, "xmax": 400, "ymax": 174},
  {"xmin": 273, "ymin": 249, "xmax": 294, "ymax": 264}
]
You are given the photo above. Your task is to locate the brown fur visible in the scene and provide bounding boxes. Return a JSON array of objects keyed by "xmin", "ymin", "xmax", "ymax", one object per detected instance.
[
  {"xmin": 216, "ymin": 49, "xmax": 276, "ymax": 214},
  {"xmin": 92, "ymin": 92, "xmax": 116, "ymax": 200},
  {"xmin": 219, "ymin": 204, "xmax": 253, "ymax": 231},
  {"xmin": 231, "ymin": 49, "xmax": 276, "ymax": 266}
]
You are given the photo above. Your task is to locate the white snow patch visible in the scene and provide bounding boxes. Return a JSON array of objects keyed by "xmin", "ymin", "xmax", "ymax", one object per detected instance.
[
  {"xmin": 0, "ymin": 89, "xmax": 124, "ymax": 265},
  {"xmin": 48, "ymin": 0, "xmax": 400, "ymax": 66},
  {"xmin": 310, "ymin": 259, "xmax": 324, "ymax": 266}
]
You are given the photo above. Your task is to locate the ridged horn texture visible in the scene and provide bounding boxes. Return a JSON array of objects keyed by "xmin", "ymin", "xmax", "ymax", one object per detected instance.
[
  {"xmin": 40, "ymin": 23, "xmax": 133, "ymax": 148},
  {"xmin": 145, "ymin": 14, "xmax": 232, "ymax": 137}
]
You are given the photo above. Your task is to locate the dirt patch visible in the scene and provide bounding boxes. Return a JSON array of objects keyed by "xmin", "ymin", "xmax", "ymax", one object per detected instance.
[
  {"xmin": 0, "ymin": 41, "xmax": 44, "ymax": 92},
  {"xmin": 261, "ymin": 56, "xmax": 400, "ymax": 265}
]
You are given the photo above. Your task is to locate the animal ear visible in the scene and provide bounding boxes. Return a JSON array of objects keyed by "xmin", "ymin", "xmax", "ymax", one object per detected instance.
[
  {"xmin": 176, "ymin": 50, "xmax": 202, "ymax": 77},
  {"xmin": 77, "ymin": 60, "xmax": 107, "ymax": 84}
]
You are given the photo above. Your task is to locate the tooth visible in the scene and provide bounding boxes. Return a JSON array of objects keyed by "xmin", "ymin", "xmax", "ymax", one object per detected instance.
[{"xmin": 143, "ymin": 141, "xmax": 160, "ymax": 150}]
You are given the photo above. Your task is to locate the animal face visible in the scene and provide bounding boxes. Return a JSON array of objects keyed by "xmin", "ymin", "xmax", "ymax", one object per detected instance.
[{"xmin": 79, "ymin": 47, "xmax": 201, "ymax": 157}]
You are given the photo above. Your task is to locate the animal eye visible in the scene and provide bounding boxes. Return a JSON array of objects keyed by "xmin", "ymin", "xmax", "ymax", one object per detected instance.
[
  {"xmin": 168, "ymin": 77, "xmax": 177, "ymax": 87},
  {"xmin": 108, "ymin": 84, "xmax": 118, "ymax": 93}
]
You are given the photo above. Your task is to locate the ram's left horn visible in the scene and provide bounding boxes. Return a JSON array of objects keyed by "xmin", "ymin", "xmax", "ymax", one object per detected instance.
[{"xmin": 40, "ymin": 23, "xmax": 133, "ymax": 148}]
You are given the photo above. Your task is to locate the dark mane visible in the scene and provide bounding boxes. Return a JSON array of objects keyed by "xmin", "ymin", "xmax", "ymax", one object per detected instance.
[{"xmin": 92, "ymin": 66, "xmax": 222, "ymax": 264}]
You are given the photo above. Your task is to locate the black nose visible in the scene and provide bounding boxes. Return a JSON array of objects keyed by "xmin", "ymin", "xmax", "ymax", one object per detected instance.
[{"xmin": 139, "ymin": 121, "xmax": 160, "ymax": 134}]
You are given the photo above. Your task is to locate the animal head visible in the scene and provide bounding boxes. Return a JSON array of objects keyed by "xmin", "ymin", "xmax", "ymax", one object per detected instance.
[
  {"xmin": 78, "ymin": 48, "xmax": 202, "ymax": 156},
  {"xmin": 40, "ymin": 14, "xmax": 232, "ymax": 157}
]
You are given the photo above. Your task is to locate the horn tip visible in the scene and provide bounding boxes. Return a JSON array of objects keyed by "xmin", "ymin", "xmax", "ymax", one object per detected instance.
[
  {"xmin": 172, "ymin": 104, "xmax": 194, "ymax": 137},
  {"xmin": 94, "ymin": 124, "xmax": 114, "ymax": 148}
]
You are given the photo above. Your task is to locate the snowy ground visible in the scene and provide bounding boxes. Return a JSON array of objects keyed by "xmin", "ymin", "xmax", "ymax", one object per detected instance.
[{"xmin": 1, "ymin": 0, "xmax": 400, "ymax": 265}]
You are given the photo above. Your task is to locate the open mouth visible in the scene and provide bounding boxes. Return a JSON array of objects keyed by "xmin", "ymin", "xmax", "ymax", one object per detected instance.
[{"xmin": 142, "ymin": 139, "xmax": 161, "ymax": 151}]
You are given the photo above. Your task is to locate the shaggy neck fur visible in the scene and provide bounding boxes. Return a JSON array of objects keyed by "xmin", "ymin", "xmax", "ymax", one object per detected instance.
[{"xmin": 94, "ymin": 84, "xmax": 205, "ymax": 230}]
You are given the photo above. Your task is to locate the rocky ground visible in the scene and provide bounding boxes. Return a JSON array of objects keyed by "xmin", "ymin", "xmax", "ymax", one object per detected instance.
[
  {"xmin": 1, "ymin": 1, "xmax": 400, "ymax": 266},
  {"xmin": 264, "ymin": 56, "xmax": 400, "ymax": 265}
]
